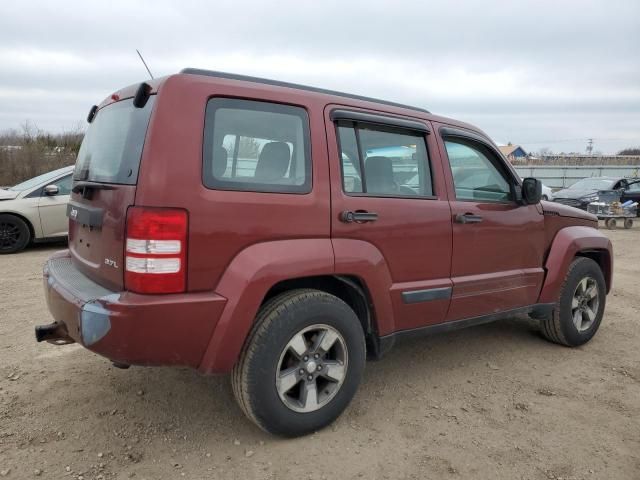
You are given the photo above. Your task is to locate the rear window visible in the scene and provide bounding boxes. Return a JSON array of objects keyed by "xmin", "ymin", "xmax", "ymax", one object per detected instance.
[
  {"xmin": 74, "ymin": 96, "xmax": 155, "ymax": 185},
  {"xmin": 203, "ymin": 98, "xmax": 311, "ymax": 193}
]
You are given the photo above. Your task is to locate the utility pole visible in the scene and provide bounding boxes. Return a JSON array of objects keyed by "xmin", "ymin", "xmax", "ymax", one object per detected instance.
[{"xmin": 586, "ymin": 138, "xmax": 594, "ymax": 155}]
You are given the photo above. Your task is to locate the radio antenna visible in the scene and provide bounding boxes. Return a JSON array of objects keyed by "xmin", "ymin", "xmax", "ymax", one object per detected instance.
[{"xmin": 136, "ymin": 49, "xmax": 154, "ymax": 79}]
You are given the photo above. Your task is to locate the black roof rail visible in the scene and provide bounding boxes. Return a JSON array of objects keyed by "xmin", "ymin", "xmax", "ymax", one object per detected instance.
[{"xmin": 180, "ymin": 68, "xmax": 430, "ymax": 114}]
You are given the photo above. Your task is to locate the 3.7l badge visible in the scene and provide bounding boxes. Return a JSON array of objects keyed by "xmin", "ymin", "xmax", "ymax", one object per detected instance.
[{"xmin": 104, "ymin": 258, "xmax": 119, "ymax": 269}]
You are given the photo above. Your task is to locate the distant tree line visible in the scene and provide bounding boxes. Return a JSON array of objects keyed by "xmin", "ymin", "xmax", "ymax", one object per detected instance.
[
  {"xmin": 0, "ymin": 122, "xmax": 83, "ymax": 186},
  {"xmin": 618, "ymin": 147, "xmax": 640, "ymax": 156},
  {"xmin": 2, "ymin": 123, "xmax": 640, "ymax": 185}
]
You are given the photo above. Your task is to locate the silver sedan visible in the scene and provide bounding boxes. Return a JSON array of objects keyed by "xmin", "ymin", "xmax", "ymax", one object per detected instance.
[{"xmin": 0, "ymin": 166, "xmax": 74, "ymax": 253}]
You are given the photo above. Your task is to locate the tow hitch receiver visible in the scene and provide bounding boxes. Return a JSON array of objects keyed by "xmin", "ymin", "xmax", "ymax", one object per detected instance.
[{"xmin": 35, "ymin": 322, "xmax": 75, "ymax": 345}]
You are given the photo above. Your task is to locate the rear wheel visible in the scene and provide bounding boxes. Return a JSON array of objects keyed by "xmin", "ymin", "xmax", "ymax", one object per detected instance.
[
  {"xmin": 232, "ymin": 289, "xmax": 366, "ymax": 437},
  {"xmin": 0, "ymin": 214, "xmax": 31, "ymax": 254},
  {"xmin": 604, "ymin": 218, "xmax": 617, "ymax": 229},
  {"xmin": 540, "ymin": 257, "xmax": 606, "ymax": 347},
  {"xmin": 624, "ymin": 218, "xmax": 633, "ymax": 229}
]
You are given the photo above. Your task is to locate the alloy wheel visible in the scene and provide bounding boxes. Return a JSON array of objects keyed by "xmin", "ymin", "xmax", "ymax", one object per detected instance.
[
  {"xmin": 571, "ymin": 276, "xmax": 599, "ymax": 332},
  {"xmin": 275, "ymin": 324, "xmax": 348, "ymax": 413},
  {"xmin": 0, "ymin": 221, "xmax": 21, "ymax": 251}
]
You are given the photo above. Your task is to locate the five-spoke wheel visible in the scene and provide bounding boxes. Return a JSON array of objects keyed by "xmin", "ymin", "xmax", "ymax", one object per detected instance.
[
  {"xmin": 276, "ymin": 324, "xmax": 347, "ymax": 413},
  {"xmin": 571, "ymin": 277, "xmax": 599, "ymax": 332}
]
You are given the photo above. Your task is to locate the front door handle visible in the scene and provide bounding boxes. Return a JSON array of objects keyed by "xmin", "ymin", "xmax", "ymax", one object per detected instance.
[
  {"xmin": 454, "ymin": 213, "xmax": 483, "ymax": 224},
  {"xmin": 340, "ymin": 210, "xmax": 378, "ymax": 223}
]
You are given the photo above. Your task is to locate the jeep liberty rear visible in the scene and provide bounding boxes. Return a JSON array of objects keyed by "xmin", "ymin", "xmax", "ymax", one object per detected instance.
[{"xmin": 38, "ymin": 69, "xmax": 613, "ymax": 437}]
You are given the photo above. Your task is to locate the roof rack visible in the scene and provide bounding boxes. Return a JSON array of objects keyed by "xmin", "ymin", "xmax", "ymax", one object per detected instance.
[{"xmin": 180, "ymin": 68, "xmax": 430, "ymax": 114}]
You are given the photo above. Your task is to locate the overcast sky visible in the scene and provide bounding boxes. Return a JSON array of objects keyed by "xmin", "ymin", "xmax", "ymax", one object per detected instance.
[{"xmin": 1, "ymin": 0, "xmax": 639, "ymax": 154}]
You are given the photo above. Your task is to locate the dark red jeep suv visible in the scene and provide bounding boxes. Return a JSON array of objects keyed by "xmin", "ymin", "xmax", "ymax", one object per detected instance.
[{"xmin": 37, "ymin": 69, "xmax": 613, "ymax": 436}]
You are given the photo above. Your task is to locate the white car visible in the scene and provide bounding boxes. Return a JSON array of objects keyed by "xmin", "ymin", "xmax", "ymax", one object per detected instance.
[
  {"xmin": 541, "ymin": 183, "xmax": 554, "ymax": 201},
  {"xmin": 0, "ymin": 166, "xmax": 74, "ymax": 253},
  {"xmin": 518, "ymin": 177, "xmax": 553, "ymax": 200}
]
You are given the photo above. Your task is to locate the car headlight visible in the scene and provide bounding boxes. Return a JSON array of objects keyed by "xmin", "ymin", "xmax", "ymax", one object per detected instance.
[{"xmin": 581, "ymin": 193, "xmax": 599, "ymax": 202}]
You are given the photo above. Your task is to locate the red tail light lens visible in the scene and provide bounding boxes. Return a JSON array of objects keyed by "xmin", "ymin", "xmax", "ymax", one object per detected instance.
[{"xmin": 125, "ymin": 207, "xmax": 188, "ymax": 294}]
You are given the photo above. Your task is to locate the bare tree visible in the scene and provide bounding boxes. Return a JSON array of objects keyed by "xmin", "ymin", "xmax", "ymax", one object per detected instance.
[
  {"xmin": 619, "ymin": 147, "xmax": 640, "ymax": 155},
  {"xmin": 0, "ymin": 123, "xmax": 84, "ymax": 186}
]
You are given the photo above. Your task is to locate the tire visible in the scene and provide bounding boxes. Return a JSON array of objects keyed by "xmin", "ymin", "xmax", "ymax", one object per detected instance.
[
  {"xmin": 232, "ymin": 289, "xmax": 366, "ymax": 437},
  {"xmin": 0, "ymin": 214, "xmax": 31, "ymax": 254},
  {"xmin": 624, "ymin": 218, "xmax": 633, "ymax": 229},
  {"xmin": 540, "ymin": 257, "xmax": 606, "ymax": 347},
  {"xmin": 542, "ymin": 195, "xmax": 548, "ymax": 201},
  {"xmin": 604, "ymin": 218, "xmax": 617, "ymax": 230}
]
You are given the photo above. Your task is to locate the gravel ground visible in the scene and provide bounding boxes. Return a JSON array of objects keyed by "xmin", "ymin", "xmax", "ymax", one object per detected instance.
[{"xmin": 1, "ymin": 225, "xmax": 639, "ymax": 480}]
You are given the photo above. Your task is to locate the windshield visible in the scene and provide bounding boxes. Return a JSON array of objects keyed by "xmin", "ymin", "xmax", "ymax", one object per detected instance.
[
  {"xmin": 74, "ymin": 96, "xmax": 155, "ymax": 185},
  {"xmin": 570, "ymin": 178, "xmax": 614, "ymax": 190},
  {"xmin": 627, "ymin": 180, "xmax": 640, "ymax": 192},
  {"xmin": 9, "ymin": 167, "xmax": 71, "ymax": 191}
]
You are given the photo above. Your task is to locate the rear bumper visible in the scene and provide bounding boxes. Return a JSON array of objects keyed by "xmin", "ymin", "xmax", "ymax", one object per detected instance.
[{"xmin": 41, "ymin": 250, "xmax": 227, "ymax": 368}]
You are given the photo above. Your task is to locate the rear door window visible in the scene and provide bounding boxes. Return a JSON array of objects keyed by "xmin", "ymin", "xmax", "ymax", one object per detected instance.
[
  {"xmin": 74, "ymin": 97, "xmax": 155, "ymax": 185},
  {"xmin": 203, "ymin": 98, "xmax": 311, "ymax": 193},
  {"xmin": 336, "ymin": 122, "xmax": 432, "ymax": 197}
]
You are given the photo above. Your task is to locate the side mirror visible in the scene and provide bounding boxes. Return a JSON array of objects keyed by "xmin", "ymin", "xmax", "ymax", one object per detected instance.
[
  {"xmin": 43, "ymin": 184, "xmax": 59, "ymax": 196},
  {"xmin": 521, "ymin": 177, "xmax": 542, "ymax": 205}
]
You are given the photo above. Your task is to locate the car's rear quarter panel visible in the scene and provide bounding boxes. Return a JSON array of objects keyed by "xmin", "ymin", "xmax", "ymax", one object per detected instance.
[{"xmin": 134, "ymin": 75, "xmax": 332, "ymax": 293}]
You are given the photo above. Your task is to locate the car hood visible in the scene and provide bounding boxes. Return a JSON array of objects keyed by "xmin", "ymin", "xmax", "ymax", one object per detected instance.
[
  {"xmin": 541, "ymin": 200, "xmax": 597, "ymax": 222},
  {"xmin": 552, "ymin": 187, "xmax": 598, "ymax": 199},
  {"xmin": 0, "ymin": 189, "xmax": 19, "ymax": 201}
]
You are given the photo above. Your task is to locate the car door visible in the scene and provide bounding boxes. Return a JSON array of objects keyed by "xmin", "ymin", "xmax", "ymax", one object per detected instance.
[
  {"xmin": 622, "ymin": 180, "xmax": 640, "ymax": 208},
  {"xmin": 434, "ymin": 124, "xmax": 546, "ymax": 321},
  {"xmin": 38, "ymin": 173, "xmax": 72, "ymax": 237},
  {"xmin": 326, "ymin": 106, "xmax": 453, "ymax": 333}
]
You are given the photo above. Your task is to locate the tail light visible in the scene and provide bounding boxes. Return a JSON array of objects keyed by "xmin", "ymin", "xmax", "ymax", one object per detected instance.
[{"xmin": 125, "ymin": 207, "xmax": 188, "ymax": 294}]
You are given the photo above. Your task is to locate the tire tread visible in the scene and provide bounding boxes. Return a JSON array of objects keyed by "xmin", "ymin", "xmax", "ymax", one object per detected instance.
[{"xmin": 231, "ymin": 289, "xmax": 333, "ymax": 433}]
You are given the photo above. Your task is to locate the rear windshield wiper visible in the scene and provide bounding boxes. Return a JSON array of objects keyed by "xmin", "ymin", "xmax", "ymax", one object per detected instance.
[{"xmin": 72, "ymin": 181, "xmax": 115, "ymax": 199}]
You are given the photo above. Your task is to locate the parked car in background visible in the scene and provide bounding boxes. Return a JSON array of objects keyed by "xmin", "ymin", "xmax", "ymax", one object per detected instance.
[
  {"xmin": 552, "ymin": 177, "xmax": 630, "ymax": 210},
  {"xmin": 518, "ymin": 177, "xmax": 554, "ymax": 200},
  {"xmin": 0, "ymin": 166, "xmax": 73, "ymax": 253},
  {"xmin": 621, "ymin": 179, "xmax": 640, "ymax": 215},
  {"xmin": 541, "ymin": 183, "xmax": 554, "ymax": 201}
]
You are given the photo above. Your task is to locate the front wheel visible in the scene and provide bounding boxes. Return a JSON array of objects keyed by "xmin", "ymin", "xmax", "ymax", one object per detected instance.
[
  {"xmin": 232, "ymin": 289, "xmax": 366, "ymax": 437},
  {"xmin": 540, "ymin": 257, "xmax": 606, "ymax": 347},
  {"xmin": 0, "ymin": 214, "xmax": 31, "ymax": 254}
]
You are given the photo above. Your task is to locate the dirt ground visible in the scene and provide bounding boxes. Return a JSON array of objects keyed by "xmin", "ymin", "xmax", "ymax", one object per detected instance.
[{"xmin": 1, "ymin": 225, "xmax": 639, "ymax": 480}]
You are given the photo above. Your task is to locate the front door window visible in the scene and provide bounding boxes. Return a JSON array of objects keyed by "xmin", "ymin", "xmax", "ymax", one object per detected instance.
[{"xmin": 444, "ymin": 139, "xmax": 512, "ymax": 202}]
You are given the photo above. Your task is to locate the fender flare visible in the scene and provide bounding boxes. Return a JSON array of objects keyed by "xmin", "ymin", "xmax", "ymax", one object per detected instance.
[
  {"xmin": 538, "ymin": 226, "xmax": 613, "ymax": 304},
  {"xmin": 332, "ymin": 238, "xmax": 396, "ymax": 336},
  {"xmin": 197, "ymin": 238, "xmax": 397, "ymax": 374},
  {"xmin": 198, "ymin": 239, "xmax": 335, "ymax": 374}
]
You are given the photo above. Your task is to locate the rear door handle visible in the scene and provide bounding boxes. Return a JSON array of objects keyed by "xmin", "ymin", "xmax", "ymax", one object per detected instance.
[
  {"xmin": 454, "ymin": 213, "xmax": 483, "ymax": 224},
  {"xmin": 340, "ymin": 210, "xmax": 378, "ymax": 223}
]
